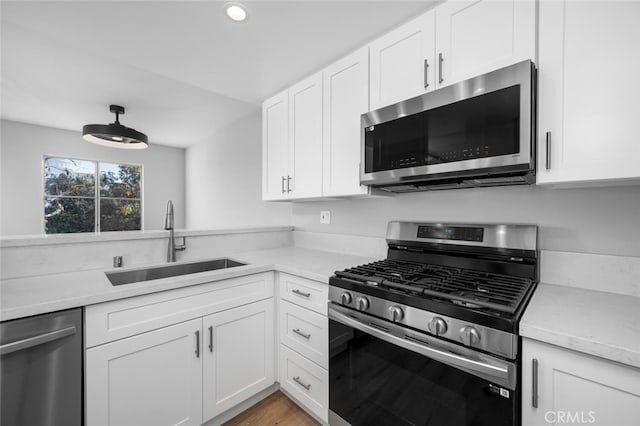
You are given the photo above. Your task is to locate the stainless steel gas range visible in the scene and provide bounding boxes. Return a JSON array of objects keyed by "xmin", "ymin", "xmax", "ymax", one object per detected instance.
[{"xmin": 328, "ymin": 221, "xmax": 538, "ymax": 426}]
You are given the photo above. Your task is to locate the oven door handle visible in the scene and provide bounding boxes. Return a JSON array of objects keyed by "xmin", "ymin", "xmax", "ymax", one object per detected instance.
[{"xmin": 329, "ymin": 306, "xmax": 515, "ymax": 389}]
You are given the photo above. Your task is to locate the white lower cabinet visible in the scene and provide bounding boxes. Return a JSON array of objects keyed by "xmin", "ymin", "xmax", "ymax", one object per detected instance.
[
  {"xmin": 522, "ymin": 338, "xmax": 640, "ymax": 426},
  {"xmin": 277, "ymin": 273, "xmax": 329, "ymax": 423},
  {"xmin": 85, "ymin": 273, "xmax": 275, "ymax": 426},
  {"xmin": 86, "ymin": 319, "xmax": 203, "ymax": 426},
  {"xmin": 280, "ymin": 344, "xmax": 329, "ymax": 422},
  {"xmin": 202, "ymin": 299, "xmax": 274, "ymax": 422},
  {"xmin": 280, "ymin": 299, "xmax": 328, "ymax": 369}
]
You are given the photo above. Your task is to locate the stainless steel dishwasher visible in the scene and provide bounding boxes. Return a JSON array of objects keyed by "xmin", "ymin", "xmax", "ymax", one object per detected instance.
[{"xmin": 1, "ymin": 308, "xmax": 83, "ymax": 426}]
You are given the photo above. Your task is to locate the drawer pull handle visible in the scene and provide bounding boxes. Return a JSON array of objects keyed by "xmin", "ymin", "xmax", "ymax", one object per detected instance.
[
  {"xmin": 293, "ymin": 376, "xmax": 311, "ymax": 390},
  {"xmin": 208, "ymin": 326, "xmax": 213, "ymax": 352},
  {"xmin": 292, "ymin": 328, "xmax": 311, "ymax": 340},
  {"xmin": 292, "ymin": 289, "xmax": 311, "ymax": 298}
]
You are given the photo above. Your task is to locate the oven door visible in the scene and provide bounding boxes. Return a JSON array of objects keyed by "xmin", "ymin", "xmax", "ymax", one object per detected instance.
[{"xmin": 328, "ymin": 304, "xmax": 518, "ymax": 426}]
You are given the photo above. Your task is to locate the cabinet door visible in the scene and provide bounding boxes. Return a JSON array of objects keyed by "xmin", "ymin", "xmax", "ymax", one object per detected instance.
[
  {"xmin": 369, "ymin": 10, "xmax": 435, "ymax": 110},
  {"xmin": 435, "ymin": 0, "xmax": 535, "ymax": 87},
  {"xmin": 262, "ymin": 90, "xmax": 289, "ymax": 200},
  {"xmin": 86, "ymin": 319, "xmax": 203, "ymax": 426},
  {"xmin": 537, "ymin": 0, "xmax": 640, "ymax": 185},
  {"xmin": 289, "ymin": 72, "xmax": 323, "ymax": 199},
  {"xmin": 202, "ymin": 299, "xmax": 275, "ymax": 422},
  {"xmin": 322, "ymin": 47, "xmax": 369, "ymax": 197},
  {"xmin": 522, "ymin": 339, "xmax": 640, "ymax": 426}
]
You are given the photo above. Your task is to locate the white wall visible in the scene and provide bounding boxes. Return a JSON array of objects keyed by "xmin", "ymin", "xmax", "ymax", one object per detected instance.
[
  {"xmin": 185, "ymin": 111, "xmax": 292, "ymax": 229},
  {"xmin": 0, "ymin": 119, "xmax": 186, "ymax": 235},
  {"xmin": 292, "ymin": 184, "xmax": 640, "ymax": 257}
]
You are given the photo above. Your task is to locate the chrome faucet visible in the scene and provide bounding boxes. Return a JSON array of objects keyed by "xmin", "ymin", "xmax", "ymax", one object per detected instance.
[{"xmin": 163, "ymin": 200, "xmax": 186, "ymax": 262}]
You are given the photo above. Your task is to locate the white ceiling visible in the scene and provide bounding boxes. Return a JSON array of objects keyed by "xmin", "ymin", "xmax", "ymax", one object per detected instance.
[{"xmin": 1, "ymin": 1, "xmax": 436, "ymax": 148}]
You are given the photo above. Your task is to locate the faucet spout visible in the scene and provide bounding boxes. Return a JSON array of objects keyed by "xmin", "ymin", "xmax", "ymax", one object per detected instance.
[
  {"xmin": 163, "ymin": 200, "xmax": 174, "ymax": 230},
  {"xmin": 164, "ymin": 200, "xmax": 185, "ymax": 262}
]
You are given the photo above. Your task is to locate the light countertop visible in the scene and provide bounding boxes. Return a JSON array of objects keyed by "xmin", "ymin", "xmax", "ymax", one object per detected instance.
[
  {"xmin": 3, "ymin": 246, "xmax": 639, "ymax": 370},
  {"xmin": 0, "ymin": 247, "xmax": 375, "ymax": 322},
  {"xmin": 520, "ymin": 283, "xmax": 640, "ymax": 368}
]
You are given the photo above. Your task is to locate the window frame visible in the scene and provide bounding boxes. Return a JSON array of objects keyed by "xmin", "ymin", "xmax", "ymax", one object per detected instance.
[{"xmin": 42, "ymin": 155, "xmax": 144, "ymax": 234}]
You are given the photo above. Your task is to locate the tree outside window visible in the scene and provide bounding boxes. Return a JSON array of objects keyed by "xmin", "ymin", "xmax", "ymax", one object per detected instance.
[{"xmin": 44, "ymin": 157, "xmax": 142, "ymax": 234}]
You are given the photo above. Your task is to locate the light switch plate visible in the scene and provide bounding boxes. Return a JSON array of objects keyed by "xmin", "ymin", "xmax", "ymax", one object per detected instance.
[{"xmin": 320, "ymin": 211, "xmax": 331, "ymax": 224}]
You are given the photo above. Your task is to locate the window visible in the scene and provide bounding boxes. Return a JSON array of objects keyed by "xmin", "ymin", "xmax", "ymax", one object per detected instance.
[{"xmin": 44, "ymin": 157, "xmax": 142, "ymax": 234}]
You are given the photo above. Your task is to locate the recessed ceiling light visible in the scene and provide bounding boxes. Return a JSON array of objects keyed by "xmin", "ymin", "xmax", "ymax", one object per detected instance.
[{"xmin": 225, "ymin": 3, "xmax": 247, "ymax": 22}]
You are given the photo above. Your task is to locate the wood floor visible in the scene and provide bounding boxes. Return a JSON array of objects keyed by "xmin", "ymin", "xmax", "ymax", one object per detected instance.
[{"xmin": 224, "ymin": 391, "xmax": 319, "ymax": 426}]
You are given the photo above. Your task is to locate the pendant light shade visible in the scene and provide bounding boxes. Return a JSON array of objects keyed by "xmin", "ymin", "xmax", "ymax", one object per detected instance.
[{"xmin": 83, "ymin": 105, "xmax": 148, "ymax": 149}]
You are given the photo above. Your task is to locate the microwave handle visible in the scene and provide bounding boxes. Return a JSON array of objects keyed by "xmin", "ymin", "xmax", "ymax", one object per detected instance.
[{"xmin": 424, "ymin": 59, "xmax": 429, "ymax": 89}]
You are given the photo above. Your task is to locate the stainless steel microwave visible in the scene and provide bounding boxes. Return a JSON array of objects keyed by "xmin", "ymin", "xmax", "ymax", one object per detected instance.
[{"xmin": 361, "ymin": 60, "xmax": 536, "ymax": 192}]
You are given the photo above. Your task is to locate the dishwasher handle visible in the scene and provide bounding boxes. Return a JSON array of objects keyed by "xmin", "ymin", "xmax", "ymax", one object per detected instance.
[{"xmin": 0, "ymin": 326, "xmax": 77, "ymax": 356}]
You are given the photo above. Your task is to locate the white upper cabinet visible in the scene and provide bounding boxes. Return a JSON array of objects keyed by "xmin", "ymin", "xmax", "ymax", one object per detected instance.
[
  {"xmin": 262, "ymin": 91, "xmax": 289, "ymax": 200},
  {"xmin": 537, "ymin": 0, "xmax": 640, "ymax": 185},
  {"xmin": 322, "ymin": 47, "xmax": 369, "ymax": 197},
  {"xmin": 289, "ymin": 72, "xmax": 323, "ymax": 199},
  {"xmin": 262, "ymin": 74, "xmax": 323, "ymax": 201},
  {"xmin": 369, "ymin": 11, "xmax": 436, "ymax": 110},
  {"xmin": 435, "ymin": 0, "xmax": 536, "ymax": 88}
]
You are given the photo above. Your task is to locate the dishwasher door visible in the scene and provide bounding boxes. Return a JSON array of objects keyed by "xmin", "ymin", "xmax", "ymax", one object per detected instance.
[{"xmin": 1, "ymin": 308, "xmax": 83, "ymax": 426}]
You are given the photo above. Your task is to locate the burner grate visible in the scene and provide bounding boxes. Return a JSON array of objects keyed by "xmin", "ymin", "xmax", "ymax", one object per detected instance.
[{"xmin": 335, "ymin": 259, "xmax": 533, "ymax": 314}]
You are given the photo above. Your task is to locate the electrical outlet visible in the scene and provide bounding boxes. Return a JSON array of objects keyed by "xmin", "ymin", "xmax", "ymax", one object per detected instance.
[{"xmin": 320, "ymin": 210, "xmax": 331, "ymax": 224}]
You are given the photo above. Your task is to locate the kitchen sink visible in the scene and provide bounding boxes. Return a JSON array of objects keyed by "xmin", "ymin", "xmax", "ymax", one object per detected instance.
[{"xmin": 106, "ymin": 258, "xmax": 247, "ymax": 286}]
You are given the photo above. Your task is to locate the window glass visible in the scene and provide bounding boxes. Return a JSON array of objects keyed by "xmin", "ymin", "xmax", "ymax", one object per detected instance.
[
  {"xmin": 44, "ymin": 157, "xmax": 95, "ymax": 197},
  {"xmin": 43, "ymin": 157, "xmax": 142, "ymax": 234}
]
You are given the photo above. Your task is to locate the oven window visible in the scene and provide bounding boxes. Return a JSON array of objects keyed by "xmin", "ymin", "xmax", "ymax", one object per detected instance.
[
  {"xmin": 364, "ymin": 85, "xmax": 520, "ymax": 173},
  {"xmin": 329, "ymin": 320, "xmax": 516, "ymax": 426}
]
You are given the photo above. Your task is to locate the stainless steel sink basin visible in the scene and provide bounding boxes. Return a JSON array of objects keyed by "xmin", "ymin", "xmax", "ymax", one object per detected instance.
[{"xmin": 106, "ymin": 258, "xmax": 246, "ymax": 286}]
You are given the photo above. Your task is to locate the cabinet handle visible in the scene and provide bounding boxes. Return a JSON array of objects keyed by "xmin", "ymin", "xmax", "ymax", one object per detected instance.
[
  {"xmin": 545, "ymin": 132, "xmax": 551, "ymax": 170},
  {"xmin": 195, "ymin": 330, "xmax": 200, "ymax": 358},
  {"xmin": 208, "ymin": 326, "xmax": 213, "ymax": 353},
  {"xmin": 281, "ymin": 176, "xmax": 286, "ymax": 194},
  {"xmin": 292, "ymin": 289, "xmax": 311, "ymax": 298},
  {"xmin": 292, "ymin": 328, "xmax": 311, "ymax": 340},
  {"xmin": 293, "ymin": 376, "xmax": 311, "ymax": 391},
  {"xmin": 532, "ymin": 358, "xmax": 539, "ymax": 408},
  {"xmin": 287, "ymin": 175, "xmax": 292, "ymax": 193},
  {"xmin": 438, "ymin": 53, "xmax": 444, "ymax": 84},
  {"xmin": 424, "ymin": 59, "xmax": 429, "ymax": 89}
]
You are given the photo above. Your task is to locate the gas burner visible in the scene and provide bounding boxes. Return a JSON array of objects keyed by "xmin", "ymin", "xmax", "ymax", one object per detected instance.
[{"xmin": 451, "ymin": 291, "xmax": 491, "ymax": 309}]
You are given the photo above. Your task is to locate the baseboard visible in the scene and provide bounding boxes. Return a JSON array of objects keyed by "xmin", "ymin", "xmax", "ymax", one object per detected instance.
[{"xmin": 202, "ymin": 384, "xmax": 279, "ymax": 426}]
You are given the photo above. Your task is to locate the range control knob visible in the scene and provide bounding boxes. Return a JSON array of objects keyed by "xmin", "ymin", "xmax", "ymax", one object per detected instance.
[
  {"xmin": 355, "ymin": 296, "xmax": 370, "ymax": 311},
  {"xmin": 428, "ymin": 317, "xmax": 448, "ymax": 336},
  {"xmin": 388, "ymin": 306, "xmax": 404, "ymax": 322},
  {"xmin": 340, "ymin": 292, "xmax": 352, "ymax": 305},
  {"xmin": 459, "ymin": 326, "xmax": 481, "ymax": 346}
]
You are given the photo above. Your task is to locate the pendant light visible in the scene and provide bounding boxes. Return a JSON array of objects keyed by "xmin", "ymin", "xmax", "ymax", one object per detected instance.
[{"xmin": 82, "ymin": 105, "xmax": 148, "ymax": 149}]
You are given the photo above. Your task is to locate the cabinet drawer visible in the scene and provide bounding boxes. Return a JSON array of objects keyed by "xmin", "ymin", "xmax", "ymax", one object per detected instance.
[
  {"xmin": 86, "ymin": 272, "xmax": 274, "ymax": 347},
  {"xmin": 280, "ymin": 300, "xmax": 328, "ymax": 369},
  {"xmin": 280, "ymin": 344, "xmax": 328, "ymax": 423},
  {"xmin": 279, "ymin": 273, "xmax": 328, "ymax": 315}
]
